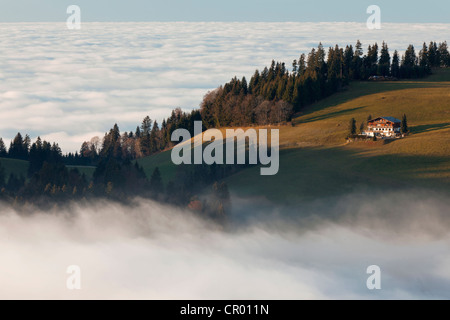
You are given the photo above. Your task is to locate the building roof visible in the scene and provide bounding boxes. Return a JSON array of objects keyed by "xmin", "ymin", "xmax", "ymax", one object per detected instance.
[{"xmin": 369, "ymin": 117, "xmax": 401, "ymax": 123}]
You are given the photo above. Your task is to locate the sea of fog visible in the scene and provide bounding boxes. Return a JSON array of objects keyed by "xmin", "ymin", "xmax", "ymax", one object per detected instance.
[
  {"xmin": 0, "ymin": 22, "xmax": 449, "ymax": 152},
  {"xmin": 0, "ymin": 190, "xmax": 449, "ymax": 299}
]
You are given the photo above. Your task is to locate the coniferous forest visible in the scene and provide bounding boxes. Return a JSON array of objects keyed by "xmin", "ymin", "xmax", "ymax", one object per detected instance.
[{"xmin": 1, "ymin": 40, "xmax": 449, "ymax": 211}]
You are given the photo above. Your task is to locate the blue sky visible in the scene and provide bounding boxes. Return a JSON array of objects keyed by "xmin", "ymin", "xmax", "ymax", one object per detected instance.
[{"xmin": 0, "ymin": 0, "xmax": 448, "ymax": 22}]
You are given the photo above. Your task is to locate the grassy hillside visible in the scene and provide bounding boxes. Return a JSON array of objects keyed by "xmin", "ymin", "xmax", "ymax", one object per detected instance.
[
  {"xmin": 136, "ymin": 150, "xmax": 176, "ymax": 184},
  {"xmin": 0, "ymin": 158, "xmax": 96, "ymax": 183},
  {"xmin": 0, "ymin": 158, "xmax": 29, "ymax": 182},
  {"xmin": 136, "ymin": 69, "xmax": 450, "ymax": 203},
  {"xmin": 225, "ymin": 69, "xmax": 450, "ymax": 202},
  {"xmin": 287, "ymin": 71, "xmax": 450, "ymax": 149}
]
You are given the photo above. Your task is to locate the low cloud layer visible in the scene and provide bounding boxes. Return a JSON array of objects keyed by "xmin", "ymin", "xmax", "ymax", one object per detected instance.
[
  {"xmin": 0, "ymin": 22, "xmax": 449, "ymax": 152},
  {"xmin": 0, "ymin": 190, "xmax": 449, "ymax": 299}
]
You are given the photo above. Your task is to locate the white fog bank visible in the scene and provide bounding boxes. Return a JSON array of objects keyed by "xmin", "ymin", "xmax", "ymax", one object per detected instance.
[{"xmin": 0, "ymin": 190, "xmax": 449, "ymax": 300}]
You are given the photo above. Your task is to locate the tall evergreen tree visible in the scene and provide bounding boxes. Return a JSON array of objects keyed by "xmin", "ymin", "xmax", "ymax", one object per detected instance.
[
  {"xmin": 292, "ymin": 59, "xmax": 298, "ymax": 75},
  {"xmin": 298, "ymin": 54, "xmax": 306, "ymax": 77},
  {"xmin": 352, "ymin": 40, "xmax": 364, "ymax": 80},
  {"xmin": 419, "ymin": 43, "xmax": 431, "ymax": 74},
  {"xmin": 0, "ymin": 162, "xmax": 5, "ymax": 188},
  {"xmin": 401, "ymin": 114, "xmax": 409, "ymax": 134},
  {"xmin": 141, "ymin": 116, "xmax": 152, "ymax": 136},
  {"xmin": 349, "ymin": 118, "xmax": 357, "ymax": 136},
  {"xmin": 343, "ymin": 45, "xmax": 354, "ymax": 80},
  {"xmin": 401, "ymin": 45, "xmax": 417, "ymax": 78},
  {"xmin": 378, "ymin": 42, "xmax": 391, "ymax": 76},
  {"xmin": 403, "ymin": 45, "xmax": 417, "ymax": 67},
  {"xmin": 428, "ymin": 42, "xmax": 438, "ymax": 67},
  {"xmin": 135, "ymin": 126, "xmax": 141, "ymax": 138},
  {"xmin": 140, "ymin": 116, "xmax": 153, "ymax": 156},
  {"xmin": 9, "ymin": 132, "xmax": 28, "ymax": 160},
  {"xmin": 391, "ymin": 50, "xmax": 400, "ymax": 78},
  {"xmin": 0, "ymin": 138, "xmax": 7, "ymax": 157},
  {"xmin": 438, "ymin": 42, "xmax": 450, "ymax": 67},
  {"xmin": 23, "ymin": 134, "xmax": 31, "ymax": 155},
  {"xmin": 359, "ymin": 122, "xmax": 365, "ymax": 134},
  {"xmin": 366, "ymin": 43, "xmax": 379, "ymax": 77}
]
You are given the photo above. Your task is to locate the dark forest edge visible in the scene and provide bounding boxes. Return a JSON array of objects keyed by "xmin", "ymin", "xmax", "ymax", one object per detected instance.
[{"xmin": 1, "ymin": 40, "xmax": 449, "ymax": 214}]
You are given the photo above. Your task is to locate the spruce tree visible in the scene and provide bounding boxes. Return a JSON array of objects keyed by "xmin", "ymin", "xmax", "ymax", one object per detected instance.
[
  {"xmin": 438, "ymin": 42, "xmax": 450, "ymax": 67},
  {"xmin": 419, "ymin": 43, "xmax": 431, "ymax": 74},
  {"xmin": 367, "ymin": 43, "xmax": 379, "ymax": 77},
  {"xmin": 402, "ymin": 45, "xmax": 417, "ymax": 78},
  {"xmin": 391, "ymin": 50, "xmax": 400, "ymax": 78},
  {"xmin": 352, "ymin": 41, "xmax": 363, "ymax": 80},
  {"xmin": 359, "ymin": 122, "xmax": 365, "ymax": 134},
  {"xmin": 298, "ymin": 54, "xmax": 306, "ymax": 77},
  {"xmin": 141, "ymin": 116, "xmax": 152, "ymax": 136},
  {"xmin": 241, "ymin": 76, "xmax": 248, "ymax": 94},
  {"xmin": 349, "ymin": 118, "xmax": 357, "ymax": 136},
  {"xmin": 344, "ymin": 45, "xmax": 354, "ymax": 80},
  {"xmin": 292, "ymin": 59, "xmax": 298, "ymax": 75},
  {"xmin": 403, "ymin": 45, "xmax": 417, "ymax": 67},
  {"xmin": 9, "ymin": 133, "xmax": 25, "ymax": 159},
  {"xmin": 135, "ymin": 126, "xmax": 141, "ymax": 138},
  {"xmin": 378, "ymin": 42, "xmax": 391, "ymax": 76},
  {"xmin": 0, "ymin": 162, "xmax": 5, "ymax": 188},
  {"xmin": 0, "ymin": 138, "xmax": 7, "ymax": 157},
  {"xmin": 401, "ymin": 114, "xmax": 409, "ymax": 134}
]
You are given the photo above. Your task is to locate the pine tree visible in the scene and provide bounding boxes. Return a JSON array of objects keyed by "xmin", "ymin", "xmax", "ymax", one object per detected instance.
[
  {"xmin": 438, "ymin": 42, "xmax": 450, "ymax": 67},
  {"xmin": 403, "ymin": 45, "xmax": 417, "ymax": 67},
  {"xmin": 430, "ymin": 42, "xmax": 440, "ymax": 67},
  {"xmin": 0, "ymin": 162, "xmax": 5, "ymax": 188},
  {"xmin": 391, "ymin": 50, "xmax": 400, "ymax": 78},
  {"xmin": 292, "ymin": 59, "xmax": 298, "ymax": 75},
  {"xmin": 349, "ymin": 118, "xmax": 357, "ymax": 136},
  {"xmin": 112, "ymin": 124, "xmax": 120, "ymax": 142},
  {"xmin": 352, "ymin": 40, "xmax": 364, "ymax": 80},
  {"xmin": 298, "ymin": 54, "xmax": 306, "ymax": 78},
  {"xmin": 378, "ymin": 42, "xmax": 391, "ymax": 76},
  {"xmin": 141, "ymin": 116, "xmax": 152, "ymax": 136},
  {"xmin": 401, "ymin": 114, "xmax": 409, "ymax": 134},
  {"xmin": 150, "ymin": 120, "xmax": 160, "ymax": 153},
  {"xmin": 428, "ymin": 41, "xmax": 437, "ymax": 67},
  {"xmin": 23, "ymin": 134, "xmax": 31, "ymax": 155},
  {"xmin": 135, "ymin": 126, "xmax": 141, "ymax": 138},
  {"xmin": 0, "ymin": 138, "xmax": 7, "ymax": 158},
  {"xmin": 401, "ymin": 45, "xmax": 417, "ymax": 78},
  {"xmin": 249, "ymin": 70, "xmax": 260, "ymax": 94},
  {"xmin": 241, "ymin": 76, "xmax": 248, "ymax": 94},
  {"xmin": 343, "ymin": 45, "xmax": 354, "ymax": 80},
  {"xmin": 419, "ymin": 42, "xmax": 431, "ymax": 74},
  {"xmin": 9, "ymin": 133, "xmax": 26, "ymax": 160},
  {"xmin": 355, "ymin": 40, "xmax": 363, "ymax": 57},
  {"xmin": 140, "ymin": 116, "xmax": 153, "ymax": 156},
  {"xmin": 367, "ymin": 43, "xmax": 379, "ymax": 77},
  {"xmin": 261, "ymin": 67, "xmax": 269, "ymax": 80},
  {"xmin": 113, "ymin": 139, "xmax": 122, "ymax": 159}
]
